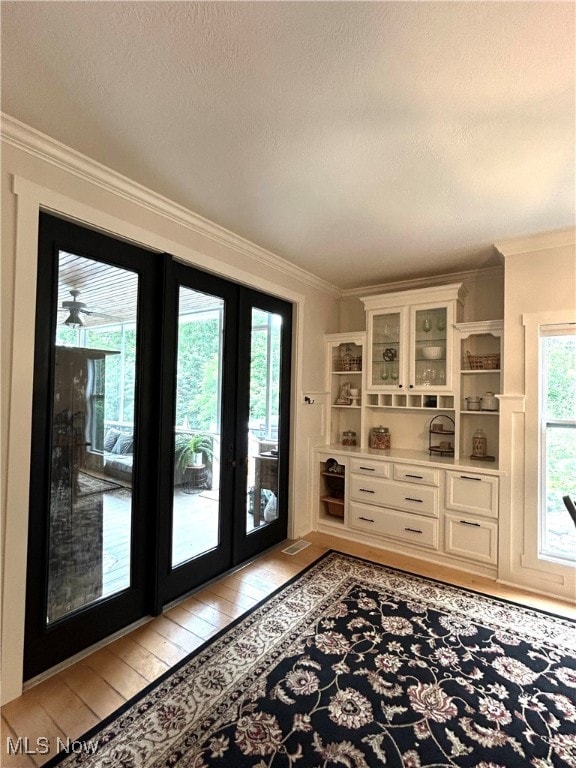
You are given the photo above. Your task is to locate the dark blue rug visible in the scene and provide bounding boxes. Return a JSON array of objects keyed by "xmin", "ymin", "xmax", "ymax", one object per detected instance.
[{"xmin": 46, "ymin": 551, "xmax": 576, "ymax": 767}]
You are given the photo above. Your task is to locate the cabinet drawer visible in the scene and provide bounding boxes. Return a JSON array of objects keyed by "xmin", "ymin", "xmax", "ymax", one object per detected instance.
[
  {"xmin": 350, "ymin": 458, "xmax": 390, "ymax": 478},
  {"xmin": 444, "ymin": 513, "xmax": 498, "ymax": 565},
  {"xmin": 393, "ymin": 464, "xmax": 439, "ymax": 487},
  {"xmin": 350, "ymin": 475, "xmax": 438, "ymax": 517},
  {"xmin": 350, "ymin": 502, "xmax": 438, "ymax": 549},
  {"xmin": 445, "ymin": 472, "xmax": 499, "ymax": 518}
]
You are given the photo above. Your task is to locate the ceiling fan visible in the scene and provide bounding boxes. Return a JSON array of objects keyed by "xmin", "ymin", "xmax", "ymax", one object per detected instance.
[{"xmin": 59, "ymin": 289, "xmax": 118, "ymax": 327}]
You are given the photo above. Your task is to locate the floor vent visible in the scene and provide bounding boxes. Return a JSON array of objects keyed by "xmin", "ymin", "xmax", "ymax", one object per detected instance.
[{"xmin": 282, "ymin": 540, "xmax": 311, "ymax": 556}]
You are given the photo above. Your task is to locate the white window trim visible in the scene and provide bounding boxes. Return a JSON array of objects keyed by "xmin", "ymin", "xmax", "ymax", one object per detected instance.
[
  {"xmin": 538, "ymin": 324, "xmax": 576, "ymax": 564},
  {"xmin": 522, "ymin": 311, "xmax": 576, "ymax": 578}
]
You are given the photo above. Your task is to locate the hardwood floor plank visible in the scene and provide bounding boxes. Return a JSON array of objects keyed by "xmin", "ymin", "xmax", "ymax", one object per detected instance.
[
  {"xmin": 1, "ymin": 697, "xmax": 66, "ymax": 766},
  {"xmin": 164, "ymin": 605, "xmax": 220, "ymax": 642},
  {"xmin": 1, "ymin": 715, "xmax": 36, "ymax": 767},
  {"xmin": 84, "ymin": 647, "xmax": 149, "ymax": 700},
  {"xmin": 202, "ymin": 580, "xmax": 259, "ymax": 611},
  {"xmin": 239, "ymin": 560, "xmax": 300, "ymax": 586},
  {"xmin": 21, "ymin": 676, "xmax": 98, "ymax": 744},
  {"xmin": 150, "ymin": 615, "xmax": 205, "ymax": 654},
  {"xmin": 178, "ymin": 595, "xmax": 234, "ymax": 631},
  {"xmin": 192, "ymin": 587, "xmax": 253, "ymax": 620},
  {"xmin": 59, "ymin": 663, "xmax": 125, "ymax": 721},
  {"xmin": 216, "ymin": 572, "xmax": 274, "ymax": 601},
  {"xmin": 106, "ymin": 635, "xmax": 170, "ymax": 683},
  {"xmin": 128, "ymin": 624, "xmax": 190, "ymax": 667}
]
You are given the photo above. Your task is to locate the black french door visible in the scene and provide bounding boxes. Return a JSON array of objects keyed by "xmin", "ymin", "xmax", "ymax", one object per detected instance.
[{"xmin": 24, "ymin": 214, "xmax": 291, "ymax": 679}]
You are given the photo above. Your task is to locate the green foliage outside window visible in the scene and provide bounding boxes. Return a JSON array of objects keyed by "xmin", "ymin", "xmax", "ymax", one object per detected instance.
[{"xmin": 542, "ymin": 332, "xmax": 576, "ymax": 561}]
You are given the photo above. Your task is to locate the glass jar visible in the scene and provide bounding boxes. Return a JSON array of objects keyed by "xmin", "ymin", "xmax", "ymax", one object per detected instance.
[
  {"xmin": 472, "ymin": 428, "xmax": 487, "ymax": 458},
  {"xmin": 369, "ymin": 426, "xmax": 391, "ymax": 450},
  {"xmin": 341, "ymin": 430, "xmax": 357, "ymax": 446}
]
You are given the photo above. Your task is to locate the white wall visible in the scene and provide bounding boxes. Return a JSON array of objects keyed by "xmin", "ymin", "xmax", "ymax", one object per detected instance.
[
  {"xmin": 496, "ymin": 230, "xmax": 576, "ymax": 602},
  {"xmin": 0, "ymin": 121, "xmax": 340, "ymax": 703}
]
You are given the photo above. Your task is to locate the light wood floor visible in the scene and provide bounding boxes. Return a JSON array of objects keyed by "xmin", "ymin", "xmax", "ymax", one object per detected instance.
[{"xmin": 2, "ymin": 531, "xmax": 575, "ymax": 767}]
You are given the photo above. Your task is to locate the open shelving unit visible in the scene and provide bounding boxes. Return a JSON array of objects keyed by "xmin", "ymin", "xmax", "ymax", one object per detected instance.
[
  {"xmin": 365, "ymin": 393, "xmax": 455, "ymax": 410},
  {"xmin": 456, "ymin": 320, "xmax": 503, "ymax": 463},
  {"xmin": 318, "ymin": 458, "xmax": 346, "ymax": 526},
  {"xmin": 325, "ymin": 332, "xmax": 365, "ymax": 445}
]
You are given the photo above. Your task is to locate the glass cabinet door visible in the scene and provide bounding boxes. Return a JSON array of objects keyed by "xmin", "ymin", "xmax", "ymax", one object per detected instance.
[
  {"xmin": 369, "ymin": 309, "xmax": 403, "ymax": 388},
  {"xmin": 412, "ymin": 305, "xmax": 449, "ymax": 389}
]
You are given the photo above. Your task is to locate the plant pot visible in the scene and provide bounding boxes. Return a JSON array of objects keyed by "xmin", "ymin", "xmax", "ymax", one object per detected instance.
[{"xmin": 191, "ymin": 452, "xmax": 203, "ymax": 467}]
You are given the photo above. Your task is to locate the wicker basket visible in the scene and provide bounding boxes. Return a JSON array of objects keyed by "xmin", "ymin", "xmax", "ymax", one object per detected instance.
[
  {"xmin": 322, "ymin": 496, "xmax": 344, "ymax": 518},
  {"xmin": 466, "ymin": 351, "xmax": 500, "ymax": 370}
]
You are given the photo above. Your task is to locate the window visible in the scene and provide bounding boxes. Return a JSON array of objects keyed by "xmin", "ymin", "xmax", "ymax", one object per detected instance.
[{"xmin": 539, "ymin": 324, "xmax": 576, "ymax": 563}]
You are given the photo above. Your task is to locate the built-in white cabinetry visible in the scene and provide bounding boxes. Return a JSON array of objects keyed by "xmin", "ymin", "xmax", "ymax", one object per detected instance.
[
  {"xmin": 455, "ymin": 320, "xmax": 503, "ymax": 462},
  {"xmin": 362, "ymin": 284, "xmax": 464, "ymax": 396},
  {"xmin": 443, "ymin": 470, "xmax": 499, "ymax": 566},
  {"xmin": 445, "ymin": 471, "xmax": 499, "ymax": 518},
  {"xmin": 350, "ymin": 457, "xmax": 389, "ymax": 477},
  {"xmin": 324, "ymin": 291, "xmax": 503, "ymax": 463},
  {"xmin": 325, "ymin": 332, "xmax": 365, "ymax": 445},
  {"xmin": 350, "ymin": 503, "xmax": 439, "ymax": 549},
  {"xmin": 315, "ymin": 448, "xmax": 501, "ymax": 577},
  {"xmin": 350, "ymin": 474, "xmax": 439, "ymax": 518},
  {"xmin": 444, "ymin": 515, "xmax": 498, "ymax": 565},
  {"xmin": 316, "ymin": 284, "xmax": 504, "ymax": 578}
]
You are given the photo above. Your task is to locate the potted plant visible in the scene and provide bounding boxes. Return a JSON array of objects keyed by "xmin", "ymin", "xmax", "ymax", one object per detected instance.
[{"xmin": 175, "ymin": 433, "xmax": 214, "ymax": 472}]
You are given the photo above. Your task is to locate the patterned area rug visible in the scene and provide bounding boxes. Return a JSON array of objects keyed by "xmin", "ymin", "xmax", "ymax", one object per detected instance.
[
  {"xmin": 77, "ymin": 471, "xmax": 122, "ymax": 497},
  {"xmin": 46, "ymin": 551, "xmax": 576, "ymax": 768}
]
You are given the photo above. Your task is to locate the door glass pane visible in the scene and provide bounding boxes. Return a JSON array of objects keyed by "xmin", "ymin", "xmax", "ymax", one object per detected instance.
[
  {"xmin": 246, "ymin": 309, "xmax": 281, "ymax": 532},
  {"xmin": 540, "ymin": 331, "xmax": 576, "ymax": 562},
  {"xmin": 414, "ymin": 307, "xmax": 447, "ymax": 386},
  {"xmin": 372, "ymin": 311, "xmax": 400, "ymax": 386},
  {"xmin": 48, "ymin": 253, "xmax": 137, "ymax": 624},
  {"xmin": 172, "ymin": 287, "xmax": 223, "ymax": 567}
]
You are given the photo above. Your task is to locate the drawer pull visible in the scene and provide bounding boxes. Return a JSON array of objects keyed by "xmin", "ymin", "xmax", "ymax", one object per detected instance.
[
  {"xmin": 404, "ymin": 527, "xmax": 423, "ymax": 534},
  {"xmin": 359, "ymin": 488, "xmax": 375, "ymax": 494},
  {"xmin": 459, "ymin": 519, "xmax": 481, "ymax": 527},
  {"xmin": 359, "ymin": 516, "xmax": 375, "ymax": 523},
  {"xmin": 405, "ymin": 473, "xmax": 423, "ymax": 479},
  {"xmin": 359, "ymin": 466, "xmax": 376, "ymax": 471},
  {"xmin": 405, "ymin": 496, "xmax": 423, "ymax": 503},
  {"xmin": 460, "ymin": 475, "xmax": 481, "ymax": 481}
]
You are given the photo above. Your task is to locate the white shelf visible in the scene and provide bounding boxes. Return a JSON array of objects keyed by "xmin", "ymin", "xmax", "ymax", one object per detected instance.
[
  {"xmin": 331, "ymin": 370, "xmax": 362, "ymax": 375},
  {"xmin": 332, "ymin": 405, "xmax": 362, "ymax": 409}
]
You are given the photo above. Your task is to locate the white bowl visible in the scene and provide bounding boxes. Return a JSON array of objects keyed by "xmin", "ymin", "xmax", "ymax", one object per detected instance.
[{"xmin": 422, "ymin": 346, "xmax": 443, "ymax": 360}]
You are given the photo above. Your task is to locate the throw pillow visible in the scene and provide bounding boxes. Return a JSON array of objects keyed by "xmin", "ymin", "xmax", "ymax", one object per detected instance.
[
  {"xmin": 112, "ymin": 435, "xmax": 134, "ymax": 455},
  {"xmin": 103, "ymin": 429, "xmax": 121, "ymax": 452}
]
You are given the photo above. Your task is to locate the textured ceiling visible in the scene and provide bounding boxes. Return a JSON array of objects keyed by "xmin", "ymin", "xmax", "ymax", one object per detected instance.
[{"xmin": 1, "ymin": 1, "xmax": 574, "ymax": 290}]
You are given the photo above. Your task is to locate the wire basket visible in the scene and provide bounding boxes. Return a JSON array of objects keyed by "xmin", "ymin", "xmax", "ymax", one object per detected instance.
[
  {"xmin": 466, "ymin": 351, "xmax": 500, "ymax": 370},
  {"xmin": 340, "ymin": 356, "xmax": 362, "ymax": 371}
]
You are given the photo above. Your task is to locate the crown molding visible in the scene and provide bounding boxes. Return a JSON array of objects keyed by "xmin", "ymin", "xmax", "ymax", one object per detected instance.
[
  {"xmin": 494, "ymin": 228, "xmax": 575, "ymax": 258},
  {"xmin": 342, "ymin": 264, "xmax": 504, "ymax": 300},
  {"xmin": 1, "ymin": 113, "xmax": 342, "ymax": 298}
]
